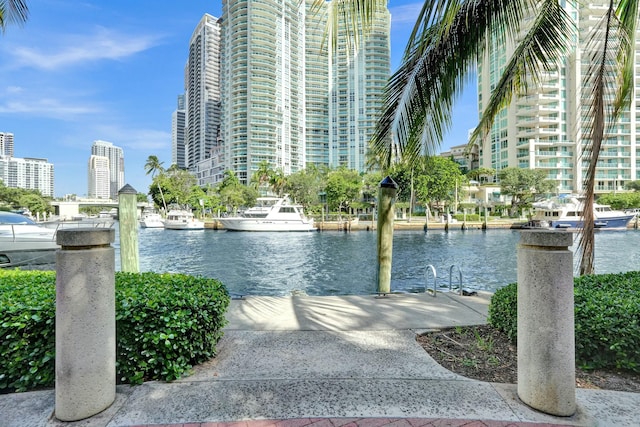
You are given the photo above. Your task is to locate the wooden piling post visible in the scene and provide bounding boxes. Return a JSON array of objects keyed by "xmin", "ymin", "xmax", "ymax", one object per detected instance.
[
  {"xmin": 118, "ymin": 184, "xmax": 139, "ymax": 273},
  {"xmin": 377, "ymin": 176, "xmax": 398, "ymax": 294}
]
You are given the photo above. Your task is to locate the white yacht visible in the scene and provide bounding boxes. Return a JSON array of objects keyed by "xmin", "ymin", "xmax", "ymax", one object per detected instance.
[
  {"xmin": 217, "ymin": 195, "xmax": 316, "ymax": 231},
  {"xmin": 0, "ymin": 211, "xmax": 58, "ymax": 268},
  {"xmin": 164, "ymin": 210, "xmax": 205, "ymax": 230},
  {"xmin": 527, "ymin": 196, "xmax": 635, "ymax": 230},
  {"xmin": 140, "ymin": 211, "xmax": 164, "ymax": 228}
]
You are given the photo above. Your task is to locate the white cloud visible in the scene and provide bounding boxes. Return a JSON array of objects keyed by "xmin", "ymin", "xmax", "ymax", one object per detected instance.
[
  {"xmin": 92, "ymin": 125, "xmax": 171, "ymax": 151},
  {"xmin": 6, "ymin": 26, "xmax": 162, "ymax": 71},
  {"xmin": 389, "ymin": 2, "xmax": 424, "ymax": 26},
  {"xmin": 0, "ymin": 98, "xmax": 101, "ymax": 118}
]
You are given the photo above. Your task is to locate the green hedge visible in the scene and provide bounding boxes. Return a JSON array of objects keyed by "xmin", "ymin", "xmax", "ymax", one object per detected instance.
[
  {"xmin": 0, "ymin": 270, "xmax": 230, "ymax": 392},
  {"xmin": 488, "ymin": 271, "xmax": 640, "ymax": 373}
]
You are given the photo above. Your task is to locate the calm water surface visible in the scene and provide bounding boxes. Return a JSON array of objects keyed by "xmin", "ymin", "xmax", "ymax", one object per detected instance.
[{"xmin": 115, "ymin": 228, "xmax": 640, "ymax": 297}]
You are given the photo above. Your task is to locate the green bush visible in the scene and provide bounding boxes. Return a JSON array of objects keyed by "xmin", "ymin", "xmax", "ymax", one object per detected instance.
[
  {"xmin": 487, "ymin": 282, "xmax": 518, "ymax": 342},
  {"xmin": 0, "ymin": 270, "xmax": 230, "ymax": 392},
  {"xmin": 488, "ymin": 272, "xmax": 640, "ymax": 373},
  {"xmin": 453, "ymin": 214, "xmax": 481, "ymax": 222}
]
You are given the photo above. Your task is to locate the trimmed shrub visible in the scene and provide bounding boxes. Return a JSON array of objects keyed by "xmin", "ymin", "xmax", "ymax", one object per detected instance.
[
  {"xmin": 573, "ymin": 272, "xmax": 639, "ymax": 372},
  {"xmin": 487, "ymin": 282, "xmax": 517, "ymax": 342},
  {"xmin": 1, "ymin": 270, "xmax": 230, "ymax": 392},
  {"xmin": 488, "ymin": 272, "xmax": 640, "ymax": 373}
]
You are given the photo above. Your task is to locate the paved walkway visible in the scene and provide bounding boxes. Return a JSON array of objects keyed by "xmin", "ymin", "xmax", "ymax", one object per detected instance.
[{"xmin": 1, "ymin": 292, "xmax": 639, "ymax": 427}]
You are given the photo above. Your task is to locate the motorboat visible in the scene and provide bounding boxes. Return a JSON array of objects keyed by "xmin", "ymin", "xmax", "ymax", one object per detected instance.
[
  {"xmin": 164, "ymin": 209, "xmax": 204, "ymax": 230},
  {"xmin": 0, "ymin": 211, "xmax": 58, "ymax": 268},
  {"xmin": 525, "ymin": 195, "xmax": 635, "ymax": 230},
  {"xmin": 140, "ymin": 211, "xmax": 164, "ymax": 228},
  {"xmin": 217, "ymin": 195, "xmax": 316, "ymax": 231}
]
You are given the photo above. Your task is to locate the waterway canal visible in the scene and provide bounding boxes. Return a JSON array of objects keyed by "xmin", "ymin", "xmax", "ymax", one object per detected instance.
[{"xmin": 114, "ymin": 228, "xmax": 639, "ymax": 297}]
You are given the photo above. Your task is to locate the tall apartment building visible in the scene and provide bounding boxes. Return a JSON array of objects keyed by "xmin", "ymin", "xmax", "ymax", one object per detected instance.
[
  {"xmin": 0, "ymin": 132, "xmax": 54, "ymax": 196},
  {"xmin": 0, "ymin": 132, "xmax": 14, "ymax": 157},
  {"xmin": 87, "ymin": 155, "xmax": 111, "ymax": 199},
  {"xmin": 90, "ymin": 140, "xmax": 124, "ymax": 199},
  {"xmin": 172, "ymin": 94, "xmax": 187, "ymax": 169},
  {"xmin": 0, "ymin": 157, "xmax": 54, "ymax": 197},
  {"xmin": 328, "ymin": 6, "xmax": 391, "ymax": 172},
  {"xmin": 220, "ymin": 0, "xmax": 306, "ymax": 185},
  {"xmin": 185, "ymin": 14, "xmax": 222, "ymax": 172},
  {"xmin": 477, "ymin": 1, "xmax": 638, "ymax": 194}
]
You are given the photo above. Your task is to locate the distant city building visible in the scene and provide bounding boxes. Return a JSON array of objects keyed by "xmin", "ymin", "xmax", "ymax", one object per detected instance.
[
  {"xmin": 0, "ymin": 132, "xmax": 54, "ymax": 197},
  {"xmin": 172, "ymin": 94, "xmax": 186, "ymax": 169},
  {"xmin": 87, "ymin": 155, "xmax": 110, "ymax": 199},
  {"xmin": 0, "ymin": 156, "xmax": 54, "ymax": 197},
  {"xmin": 0, "ymin": 132, "xmax": 14, "ymax": 157},
  {"xmin": 440, "ymin": 142, "xmax": 479, "ymax": 174},
  {"xmin": 477, "ymin": 1, "xmax": 639, "ymax": 194},
  {"xmin": 185, "ymin": 14, "xmax": 222, "ymax": 171},
  {"xmin": 90, "ymin": 140, "xmax": 124, "ymax": 199}
]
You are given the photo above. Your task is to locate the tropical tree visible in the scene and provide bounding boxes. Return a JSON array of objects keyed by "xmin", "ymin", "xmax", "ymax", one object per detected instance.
[
  {"xmin": 324, "ymin": 167, "xmax": 363, "ymax": 219},
  {"xmin": 467, "ymin": 168, "xmax": 496, "ymax": 184},
  {"xmin": 498, "ymin": 167, "xmax": 555, "ymax": 216},
  {"xmin": 284, "ymin": 166, "xmax": 326, "ymax": 210},
  {"xmin": 144, "ymin": 155, "xmax": 167, "ymax": 212},
  {"xmin": 250, "ymin": 161, "xmax": 274, "ymax": 195},
  {"xmin": 269, "ymin": 168, "xmax": 287, "ymax": 197},
  {"xmin": 218, "ymin": 170, "xmax": 248, "ymax": 213},
  {"xmin": 413, "ymin": 156, "xmax": 467, "ymax": 216},
  {"xmin": 0, "ymin": 0, "xmax": 28, "ymax": 31},
  {"xmin": 163, "ymin": 166, "xmax": 197, "ymax": 207},
  {"xmin": 325, "ymin": 0, "xmax": 638, "ymax": 275}
]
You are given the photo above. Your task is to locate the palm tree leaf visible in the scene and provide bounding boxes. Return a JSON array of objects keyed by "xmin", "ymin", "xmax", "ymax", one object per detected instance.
[
  {"xmin": 0, "ymin": 0, "xmax": 28, "ymax": 30},
  {"xmin": 471, "ymin": 0, "xmax": 574, "ymax": 145},
  {"xmin": 578, "ymin": 1, "xmax": 627, "ymax": 275}
]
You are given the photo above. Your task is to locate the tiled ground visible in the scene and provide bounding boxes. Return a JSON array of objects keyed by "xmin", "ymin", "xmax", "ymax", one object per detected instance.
[{"xmin": 131, "ymin": 418, "xmax": 572, "ymax": 427}]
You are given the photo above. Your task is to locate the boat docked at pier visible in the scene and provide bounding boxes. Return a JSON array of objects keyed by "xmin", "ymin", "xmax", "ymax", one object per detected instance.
[
  {"xmin": 139, "ymin": 211, "xmax": 164, "ymax": 228},
  {"xmin": 164, "ymin": 209, "xmax": 204, "ymax": 230},
  {"xmin": 217, "ymin": 195, "xmax": 316, "ymax": 231},
  {"xmin": 525, "ymin": 195, "xmax": 635, "ymax": 230},
  {"xmin": 0, "ymin": 211, "xmax": 58, "ymax": 268}
]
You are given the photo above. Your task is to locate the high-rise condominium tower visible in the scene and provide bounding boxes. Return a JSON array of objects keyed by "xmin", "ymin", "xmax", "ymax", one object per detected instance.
[
  {"xmin": 172, "ymin": 94, "xmax": 186, "ymax": 169},
  {"xmin": 478, "ymin": 1, "xmax": 638, "ymax": 193},
  {"xmin": 328, "ymin": 6, "xmax": 391, "ymax": 171},
  {"xmin": 221, "ymin": 0, "xmax": 306, "ymax": 185},
  {"xmin": 90, "ymin": 140, "xmax": 124, "ymax": 199},
  {"xmin": 0, "ymin": 132, "xmax": 54, "ymax": 196},
  {"xmin": 87, "ymin": 155, "xmax": 110, "ymax": 199},
  {"xmin": 185, "ymin": 14, "xmax": 222, "ymax": 171}
]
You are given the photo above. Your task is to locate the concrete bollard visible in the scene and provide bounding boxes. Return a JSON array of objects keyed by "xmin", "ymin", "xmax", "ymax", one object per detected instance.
[
  {"xmin": 55, "ymin": 228, "xmax": 116, "ymax": 421},
  {"xmin": 377, "ymin": 176, "xmax": 398, "ymax": 294},
  {"xmin": 517, "ymin": 230, "xmax": 575, "ymax": 416}
]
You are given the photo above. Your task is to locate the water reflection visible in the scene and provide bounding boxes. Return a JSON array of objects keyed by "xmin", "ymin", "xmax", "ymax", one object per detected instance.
[{"xmin": 115, "ymin": 228, "xmax": 639, "ymax": 297}]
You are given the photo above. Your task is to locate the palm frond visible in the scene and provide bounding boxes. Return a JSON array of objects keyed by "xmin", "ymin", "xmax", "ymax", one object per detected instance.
[
  {"xmin": 0, "ymin": 0, "xmax": 28, "ymax": 31},
  {"xmin": 471, "ymin": 0, "xmax": 574, "ymax": 146},
  {"xmin": 370, "ymin": 0, "xmax": 549, "ymax": 172},
  {"xmin": 578, "ymin": 0, "xmax": 626, "ymax": 275}
]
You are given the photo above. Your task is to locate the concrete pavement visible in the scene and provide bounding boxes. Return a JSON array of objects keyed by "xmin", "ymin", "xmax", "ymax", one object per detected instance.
[{"xmin": 1, "ymin": 292, "xmax": 638, "ymax": 427}]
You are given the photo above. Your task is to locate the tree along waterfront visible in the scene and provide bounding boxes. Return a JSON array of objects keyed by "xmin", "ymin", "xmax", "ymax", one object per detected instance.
[{"xmin": 114, "ymin": 228, "xmax": 640, "ymax": 297}]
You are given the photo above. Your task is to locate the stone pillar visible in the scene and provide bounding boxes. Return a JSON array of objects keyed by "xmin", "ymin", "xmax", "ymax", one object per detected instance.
[
  {"xmin": 118, "ymin": 184, "xmax": 139, "ymax": 273},
  {"xmin": 517, "ymin": 230, "xmax": 575, "ymax": 416},
  {"xmin": 377, "ymin": 176, "xmax": 398, "ymax": 294},
  {"xmin": 55, "ymin": 228, "xmax": 116, "ymax": 421}
]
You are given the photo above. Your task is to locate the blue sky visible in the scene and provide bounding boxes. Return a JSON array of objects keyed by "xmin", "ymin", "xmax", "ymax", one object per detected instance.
[{"xmin": 0, "ymin": 0, "xmax": 477, "ymax": 198}]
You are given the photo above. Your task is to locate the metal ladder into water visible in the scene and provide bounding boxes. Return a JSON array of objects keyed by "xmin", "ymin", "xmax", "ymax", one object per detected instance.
[{"xmin": 425, "ymin": 264, "xmax": 464, "ymax": 297}]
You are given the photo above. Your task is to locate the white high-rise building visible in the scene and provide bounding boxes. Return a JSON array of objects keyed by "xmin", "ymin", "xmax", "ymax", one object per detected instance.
[
  {"xmin": 0, "ymin": 132, "xmax": 54, "ymax": 196},
  {"xmin": 478, "ymin": 1, "xmax": 638, "ymax": 193},
  {"xmin": 220, "ymin": 0, "xmax": 306, "ymax": 185},
  {"xmin": 172, "ymin": 94, "xmax": 187, "ymax": 169},
  {"xmin": 328, "ymin": 6, "xmax": 391, "ymax": 171},
  {"xmin": 87, "ymin": 155, "xmax": 110, "ymax": 199},
  {"xmin": 186, "ymin": 14, "xmax": 222, "ymax": 171},
  {"xmin": 0, "ymin": 132, "xmax": 14, "ymax": 157},
  {"xmin": 0, "ymin": 156, "xmax": 54, "ymax": 197},
  {"xmin": 90, "ymin": 140, "xmax": 124, "ymax": 199}
]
